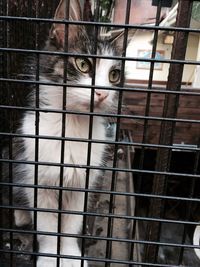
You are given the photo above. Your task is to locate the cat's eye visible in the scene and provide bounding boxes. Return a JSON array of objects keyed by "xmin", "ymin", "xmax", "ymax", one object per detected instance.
[
  {"xmin": 75, "ymin": 58, "xmax": 91, "ymax": 73},
  {"xmin": 109, "ymin": 69, "xmax": 121, "ymax": 84}
]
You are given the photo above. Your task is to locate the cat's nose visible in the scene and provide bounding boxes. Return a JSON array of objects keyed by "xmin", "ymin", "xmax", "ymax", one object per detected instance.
[{"xmin": 95, "ymin": 90, "xmax": 109, "ymax": 102}]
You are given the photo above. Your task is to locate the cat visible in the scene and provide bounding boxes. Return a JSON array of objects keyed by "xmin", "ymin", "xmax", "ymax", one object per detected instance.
[{"xmin": 11, "ymin": 0, "xmax": 125, "ymax": 266}]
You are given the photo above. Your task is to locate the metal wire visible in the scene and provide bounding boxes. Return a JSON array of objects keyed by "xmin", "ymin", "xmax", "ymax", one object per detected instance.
[
  {"xmin": 1, "ymin": 47, "xmax": 200, "ymax": 65},
  {"xmin": 0, "ymin": 0, "xmax": 200, "ymax": 266}
]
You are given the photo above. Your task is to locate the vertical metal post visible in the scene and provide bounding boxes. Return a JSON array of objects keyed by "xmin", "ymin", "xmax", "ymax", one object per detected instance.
[
  {"xmin": 0, "ymin": 0, "xmax": 8, "ymax": 261},
  {"xmin": 131, "ymin": 2, "xmax": 163, "ymax": 264},
  {"xmin": 144, "ymin": 0, "xmax": 193, "ymax": 263}
]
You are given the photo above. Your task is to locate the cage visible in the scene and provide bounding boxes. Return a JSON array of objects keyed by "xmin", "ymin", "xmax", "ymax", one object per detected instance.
[{"xmin": 0, "ymin": 0, "xmax": 200, "ymax": 266}]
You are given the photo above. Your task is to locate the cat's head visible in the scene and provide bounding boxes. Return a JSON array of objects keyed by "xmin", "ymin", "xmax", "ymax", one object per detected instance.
[{"xmin": 42, "ymin": 0, "xmax": 126, "ymax": 113}]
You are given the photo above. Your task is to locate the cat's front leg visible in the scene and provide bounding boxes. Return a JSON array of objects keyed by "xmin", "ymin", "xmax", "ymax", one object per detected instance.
[
  {"xmin": 35, "ymin": 190, "xmax": 87, "ymax": 267},
  {"xmin": 33, "ymin": 189, "xmax": 59, "ymax": 267},
  {"xmin": 36, "ymin": 211, "xmax": 58, "ymax": 267},
  {"xmin": 60, "ymin": 236, "xmax": 87, "ymax": 267},
  {"xmin": 60, "ymin": 236, "xmax": 88, "ymax": 267},
  {"xmin": 61, "ymin": 196, "xmax": 88, "ymax": 267}
]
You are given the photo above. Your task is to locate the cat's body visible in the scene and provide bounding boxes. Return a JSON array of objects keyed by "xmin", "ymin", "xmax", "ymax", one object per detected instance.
[
  {"xmin": 16, "ymin": 101, "xmax": 107, "ymax": 267},
  {"xmin": 12, "ymin": 0, "xmax": 124, "ymax": 266}
]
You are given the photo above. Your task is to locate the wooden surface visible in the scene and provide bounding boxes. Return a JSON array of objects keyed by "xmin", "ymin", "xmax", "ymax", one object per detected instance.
[{"xmin": 121, "ymin": 85, "xmax": 200, "ymax": 145}]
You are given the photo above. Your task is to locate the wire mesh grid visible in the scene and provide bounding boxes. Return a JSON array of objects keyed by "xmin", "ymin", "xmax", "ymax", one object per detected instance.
[{"xmin": 0, "ymin": 0, "xmax": 200, "ymax": 266}]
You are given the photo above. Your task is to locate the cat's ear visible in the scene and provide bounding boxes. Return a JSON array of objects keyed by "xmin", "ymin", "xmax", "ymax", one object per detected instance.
[
  {"xmin": 111, "ymin": 29, "xmax": 137, "ymax": 51},
  {"xmin": 50, "ymin": 0, "xmax": 82, "ymax": 47}
]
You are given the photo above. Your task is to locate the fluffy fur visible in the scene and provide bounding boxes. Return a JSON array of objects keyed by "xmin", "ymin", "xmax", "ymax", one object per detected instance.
[{"xmin": 12, "ymin": 1, "xmax": 124, "ymax": 266}]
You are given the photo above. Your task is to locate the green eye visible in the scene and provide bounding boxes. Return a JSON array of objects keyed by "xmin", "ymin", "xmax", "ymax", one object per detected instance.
[
  {"xmin": 75, "ymin": 58, "xmax": 91, "ymax": 73},
  {"xmin": 109, "ymin": 69, "xmax": 121, "ymax": 84}
]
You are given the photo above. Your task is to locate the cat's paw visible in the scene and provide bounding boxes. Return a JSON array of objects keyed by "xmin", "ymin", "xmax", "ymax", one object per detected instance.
[
  {"xmin": 37, "ymin": 257, "xmax": 57, "ymax": 267},
  {"xmin": 61, "ymin": 258, "xmax": 88, "ymax": 267},
  {"xmin": 14, "ymin": 209, "xmax": 31, "ymax": 227},
  {"xmin": 36, "ymin": 257, "xmax": 88, "ymax": 267}
]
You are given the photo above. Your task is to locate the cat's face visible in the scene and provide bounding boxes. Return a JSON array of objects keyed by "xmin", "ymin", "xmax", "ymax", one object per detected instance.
[
  {"xmin": 41, "ymin": 0, "xmax": 124, "ymax": 113},
  {"xmin": 66, "ymin": 59, "xmax": 119, "ymax": 113},
  {"xmin": 50, "ymin": 41, "xmax": 121, "ymax": 113}
]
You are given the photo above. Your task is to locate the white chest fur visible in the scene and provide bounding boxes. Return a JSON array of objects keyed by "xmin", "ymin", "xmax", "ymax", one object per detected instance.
[{"xmin": 20, "ymin": 110, "xmax": 106, "ymax": 188}]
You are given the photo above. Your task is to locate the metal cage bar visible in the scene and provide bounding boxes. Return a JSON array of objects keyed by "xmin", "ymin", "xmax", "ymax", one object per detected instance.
[{"xmin": 0, "ymin": 0, "xmax": 200, "ymax": 266}]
